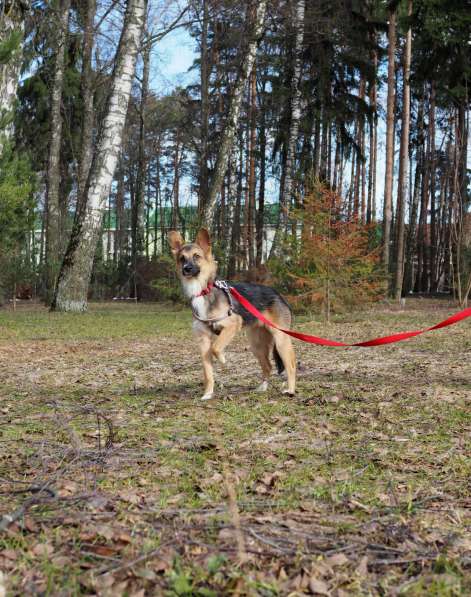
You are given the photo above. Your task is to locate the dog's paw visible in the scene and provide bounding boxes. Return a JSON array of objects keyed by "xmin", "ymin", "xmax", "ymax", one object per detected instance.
[
  {"xmin": 200, "ymin": 392, "xmax": 214, "ymax": 401},
  {"xmin": 282, "ymin": 389, "xmax": 295, "ymax": 397},
  {"xmin": 255, "ymin": 380, "xmax": 268, "ymax": 393},
  {"xmin": 212, "ymin": 349, "xmax": 226, "ymax": 365}
]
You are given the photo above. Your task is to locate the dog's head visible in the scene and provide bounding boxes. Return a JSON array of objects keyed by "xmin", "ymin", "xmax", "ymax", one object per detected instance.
[{"xmin": 168, "ymin": 228, "xmax": 217, "ymax": 297}]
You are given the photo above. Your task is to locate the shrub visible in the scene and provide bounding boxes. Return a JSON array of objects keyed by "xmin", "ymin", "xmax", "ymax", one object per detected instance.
[{"xmin": 270, "ymin": 181, "xmax": 386, "ymax": 317}]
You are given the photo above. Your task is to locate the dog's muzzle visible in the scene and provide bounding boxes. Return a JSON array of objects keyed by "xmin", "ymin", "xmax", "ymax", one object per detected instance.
[{"xmin": 182, "ymin": 263, "xmax": 199, "ymax": 277}]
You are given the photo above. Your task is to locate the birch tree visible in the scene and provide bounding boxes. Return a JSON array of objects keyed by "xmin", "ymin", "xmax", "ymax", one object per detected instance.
[
  {"xmin": 201, "ymin": 0, "xmax": 267, "ymax": 227},
  {"xmin": 0, "ymin": 0, "xmax": 29, "ymax": 155},
  {"xmin": 270, "ymin": 0, "xmax": 305, "ymax": 257},
  {"xmin": 52, "ymin": 0, "xmax": 147, "ymax": 312}
]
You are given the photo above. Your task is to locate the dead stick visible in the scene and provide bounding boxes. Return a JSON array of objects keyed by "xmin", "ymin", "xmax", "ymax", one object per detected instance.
[{"xmin": 222, "ymin": 461, "xmax": 247, "ymax": 565}]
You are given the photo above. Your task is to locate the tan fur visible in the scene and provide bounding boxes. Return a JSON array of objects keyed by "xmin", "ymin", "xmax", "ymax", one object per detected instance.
[{"xmin": 169, "ymin": 228, "xmax": 296, "ymax": 400}]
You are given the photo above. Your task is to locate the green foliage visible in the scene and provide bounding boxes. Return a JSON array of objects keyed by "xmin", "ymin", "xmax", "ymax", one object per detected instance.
[
  {"xmin": 0, "ymin": 29, "xmax": 22, "ymax": 64},
  {"xmin": 270, "ymin": 181, "xmax": 386, "ymax": 316},
  {"xmin": 0, "ymin": 144, "xmax": 36, "ymax": 301},
  {"xmin": 151, "ymin": 255, "xmax": 183, "ymax": 302}
]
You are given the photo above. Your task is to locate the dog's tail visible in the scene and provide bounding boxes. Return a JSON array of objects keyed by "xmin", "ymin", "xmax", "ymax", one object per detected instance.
[{"xmin": 273, "ymin": 346, "xmax": 285, "ymax": 375}]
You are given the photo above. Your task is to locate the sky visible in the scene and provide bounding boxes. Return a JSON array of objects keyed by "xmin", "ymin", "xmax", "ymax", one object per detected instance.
[{"xmin": 150, "ymin": 28, "xmax": 197, "ymax": 94}]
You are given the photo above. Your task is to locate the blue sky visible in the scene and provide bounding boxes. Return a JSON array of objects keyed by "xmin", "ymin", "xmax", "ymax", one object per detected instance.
[{"xmin": 150, "ymin": 28, "xmax": 197, "ymax": 94}]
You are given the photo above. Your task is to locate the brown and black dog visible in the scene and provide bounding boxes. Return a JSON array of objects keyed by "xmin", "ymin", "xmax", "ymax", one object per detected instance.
[{"xmin": 169, "ymin": 228, "xmax": 296, "ymax": 400}]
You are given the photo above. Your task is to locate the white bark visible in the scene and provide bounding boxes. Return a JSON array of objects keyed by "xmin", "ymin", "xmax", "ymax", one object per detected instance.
[
  {"xmin": 53, "ymin": 0, "xmax": 147, "ymax": 312},
  {"xmin": 0, "ymin": 0, "xmax": 28, "ymax": 155},
  {"xmin": 270, "ymin": 0, "xmax": 305, "ymax": 256},
  {"xmin": 202, "ymin": 0, "xmax": 267, "ymax": 226}
]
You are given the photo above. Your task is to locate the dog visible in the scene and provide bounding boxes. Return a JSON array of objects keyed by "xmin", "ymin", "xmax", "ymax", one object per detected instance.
[{"xmin": 169, "ymin": 228, "xmax": 296, "ymax": 400}]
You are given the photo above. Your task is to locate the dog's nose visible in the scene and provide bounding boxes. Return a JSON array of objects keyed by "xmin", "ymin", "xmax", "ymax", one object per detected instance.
[{"xmin": 183, "ymin": 263, "xmax": 193, "ymax": 274}]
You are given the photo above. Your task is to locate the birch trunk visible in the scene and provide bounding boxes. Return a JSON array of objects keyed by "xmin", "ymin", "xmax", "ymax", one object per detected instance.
[
  {"xmin": 394, "ymin": 0, "xmax": 412, "ymax": 301},
  {"xmin": 382, "ymin": 7, "xmax": 397, "ymax": 269},
  {"xmin": 202, "ymin": 0, "xmax": 267, "ymax": 226},
  {"xmin": 270, "ymin": 0, "xmax": 305, "ymax": 256},
  {"xmin": 45, "ymin": 0, "xmax": 71, "ymax": 303},
  {"xmin": 52, "ymin": 0, "xmax": 147, "ymax": 312},
  {"xmin": 0, "ymin": 0, "xmax": 28, "ymax": 155}
]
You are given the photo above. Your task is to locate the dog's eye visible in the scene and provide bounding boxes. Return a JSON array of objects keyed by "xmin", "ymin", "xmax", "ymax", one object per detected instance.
[
  {"xmin": 179, "ymin": 256, "xmax": 185, "ymax": 263},
  {"xmin": 194, "ymin": 254, "xmax": 201, "ymax": 261}
]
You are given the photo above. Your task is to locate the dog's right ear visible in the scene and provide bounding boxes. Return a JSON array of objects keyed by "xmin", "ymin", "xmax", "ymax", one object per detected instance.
[{"xmin": 168, "ymin": 230, "xmax": 184, "ymax": 255}]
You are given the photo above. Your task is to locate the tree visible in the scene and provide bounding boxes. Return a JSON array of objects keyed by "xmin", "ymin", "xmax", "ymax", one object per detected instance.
[
  {"xmin": 0, "ymin": 0, "xmax": 29, "ymax": 155},
  {"xmin": 201, "ymin": 0, "xmax": 267, "ymax": 226},
  {"xmin": 52, "ymin": 0, "xmax": 147, "ymax": 312},
  {"xmin": 394, "ymin": 0, "xmax": 412, "ymax": 300},
  {"xmin": 44, "ymin": 0, "xmax": 71, "ymax": 302},
  {"xmin": 382, "ymin": 3, "xmax": 397, "ymax": 272},
  {"xmin": 270, "ymin": 0, "xmax": 305, "ymax": 257}
]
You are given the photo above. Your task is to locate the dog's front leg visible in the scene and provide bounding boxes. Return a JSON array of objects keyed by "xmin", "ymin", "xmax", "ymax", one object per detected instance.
[
  {"xmin": 211, "ymin": 317, "xmax": 241, "ymax": 364},
  {"xmin": 196, "ymin": 331, "xmax": 215, "ymax": 400}
]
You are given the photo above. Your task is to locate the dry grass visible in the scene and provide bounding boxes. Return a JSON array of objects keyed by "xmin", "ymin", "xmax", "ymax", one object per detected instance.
[{"xmin": 0, "ymin": 299, "xmax": 470, "ymax": 596}]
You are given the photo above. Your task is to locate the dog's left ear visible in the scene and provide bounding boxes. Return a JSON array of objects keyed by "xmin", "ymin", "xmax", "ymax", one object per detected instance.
[
  {"xmin": 168, "ymin": 230, "xmax": 184, "ymax": 255},
  {"xmin": 195, "ymin": 228, "xmax": 211, "ymax": 255}
]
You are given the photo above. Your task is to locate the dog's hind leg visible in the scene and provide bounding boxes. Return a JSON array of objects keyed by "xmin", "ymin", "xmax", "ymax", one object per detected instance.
[
  {"xmin": 247, "ymin": 327, "xmax": 273, "ymax": 392},
  {"xmin": 271, "ymin": 329, "xmax": 296, "ymax": 396}
]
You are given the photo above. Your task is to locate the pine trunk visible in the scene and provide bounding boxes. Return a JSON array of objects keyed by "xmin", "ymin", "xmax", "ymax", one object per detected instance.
[
  {"xmin": 45, "ymin": 0, "xmax": 71, "ymax": 303},
  {"xmin": 394, "ymin": 0, "xmax": 412, "ymax": 301},
  {"xmin": 382, "ymin": 7, "xmax": 397, "ymax": 270},
  {"xmin": 77, "ymin": 0, "xmax": 96, "ymax": 202}
]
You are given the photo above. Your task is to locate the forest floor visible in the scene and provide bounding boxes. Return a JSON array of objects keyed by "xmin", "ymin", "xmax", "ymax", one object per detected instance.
[{"xmin": 0, "ymin": 299, "xmax": 470, "ymax": 596}]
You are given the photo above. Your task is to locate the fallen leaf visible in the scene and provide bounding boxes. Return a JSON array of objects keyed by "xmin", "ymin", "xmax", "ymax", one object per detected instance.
[
  {"xmin": 32, "ymin": 543, "xmax": 54, "ymax": 558},
  {"xmin": 326, "ymin": 553, "xmax": 349, "ymax": 567},
  {"xmin": 0, "ymin": 550, "xmax": 17, "ymax": 561},
  {"xmin": 356, "ymin": 555, "xmax": 368, "ymax": 576},
  {"xmin": 309, "ymin": 576, "xmax": 329, "ymax": 595}
]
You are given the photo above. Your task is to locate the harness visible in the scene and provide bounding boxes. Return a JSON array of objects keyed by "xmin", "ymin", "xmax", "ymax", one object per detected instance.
[{"xmin": 191, "ymin": 280, "xmax": 235, "ymax": 331}]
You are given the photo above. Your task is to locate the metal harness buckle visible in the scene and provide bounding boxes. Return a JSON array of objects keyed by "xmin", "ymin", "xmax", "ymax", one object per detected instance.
[{"xmin": 214, "ymin": 279, "xmax": 234, "ymax": 315}]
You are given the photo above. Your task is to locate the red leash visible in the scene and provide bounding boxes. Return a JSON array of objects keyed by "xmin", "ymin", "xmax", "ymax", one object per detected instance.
[{"xmin": 229, "ymin": 287, "xmax": 471, "ymax": 347}]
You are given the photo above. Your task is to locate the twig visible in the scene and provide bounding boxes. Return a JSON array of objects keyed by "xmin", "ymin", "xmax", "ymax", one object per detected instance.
[{"xmin": 223, "ymin": 462, "xmax": 248, "ymax": 565}]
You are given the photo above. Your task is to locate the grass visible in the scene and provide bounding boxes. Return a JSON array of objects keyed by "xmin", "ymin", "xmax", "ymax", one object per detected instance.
[{"xmin": 0, "ymin": 299, "xmax": 470, "ymax": 596}]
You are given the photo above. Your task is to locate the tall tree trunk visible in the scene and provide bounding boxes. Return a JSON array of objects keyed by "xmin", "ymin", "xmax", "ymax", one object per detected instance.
[
  {"xmin": 77, "ymin": 0, "xmax": 96, "ymax": 203},
  {"xmin": 45, "ymin": 0, "xmax": 71, "ymax": 303},
  {"xmin": 247, "ymin": 63, "xmax": 257, "ymax": 268},
  {"xmin": 199, "ymin": 0, "xmax": 210, "ymax": 211},
  {"xmin": 256, "ymin": 81, "xmax": 266, "ymax": 266},
  {"xmin": 171, "ymin": 129, "xmax": 180, "ymax": 229},
  {"xmin": 270, "ymin": 0, "xmax": 305, "ymax": 255},
  {"xmin": 367, "ymin": 46, "xmax": 378, "ymax": 224},
  {"xmin": 0, "ymin": 0, "xmax": 28, "ymax": 155},
  {"xmin": 382, "ymin": 6, "xmax": 397, "ymax": 270},
  {"xmin": 394, "ymin": 0, "xmax": 412, "ymax": 301},
  {"xmin": 202, "ymin": 0, "xmax": 267, "ymax": 226},
  {"xmin": 52, "ymin": 0, "xmax": 147, "ymax": 312},
  {"xmin": 429, "ymin": 80, "xmax": 437, "ymax": 290},
  {"xmin": 131, "ymin": 39, "xmax": 150, "ymax": 298}
]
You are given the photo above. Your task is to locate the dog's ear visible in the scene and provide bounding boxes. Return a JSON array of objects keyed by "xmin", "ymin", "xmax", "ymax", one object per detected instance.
[
  {"xmin": 168, "ymin": 230, "xmax": 184, "ymax": 255},
  {"xmin": 195, "ymin": 228, "xmax": 211, "ymax": 255}
]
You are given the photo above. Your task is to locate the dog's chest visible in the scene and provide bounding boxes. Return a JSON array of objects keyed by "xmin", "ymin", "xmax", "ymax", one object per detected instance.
[{"xmin": 191, "ymin": 296, "xmax": 208, "ymax": 319}]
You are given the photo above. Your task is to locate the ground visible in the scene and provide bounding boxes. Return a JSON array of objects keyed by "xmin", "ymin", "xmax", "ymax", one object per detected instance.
[{"xmin": 0, "ymin": 299, "xmax": 469, "ymax": 596}]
